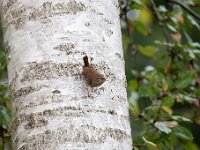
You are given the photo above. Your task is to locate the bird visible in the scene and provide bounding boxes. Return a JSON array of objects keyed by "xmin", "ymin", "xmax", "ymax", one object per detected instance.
[
  {"xmin": 82, "ymin": 55, "xmax": 106, "ymax": 97},
  {"xmin": 82, "ymin": 55, "xmax": 106, "ymax": 87}
]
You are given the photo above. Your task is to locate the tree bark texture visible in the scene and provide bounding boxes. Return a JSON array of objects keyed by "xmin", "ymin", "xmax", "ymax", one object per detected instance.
[{"xmin": 1, "ymin": 0, "xmax": 132, "ymax": 149}]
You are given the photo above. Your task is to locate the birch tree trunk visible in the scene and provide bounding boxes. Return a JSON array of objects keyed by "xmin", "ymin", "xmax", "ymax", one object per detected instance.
[{"xmin": 1, "ymin": 0, "xmax": 132, "ymax": 149}]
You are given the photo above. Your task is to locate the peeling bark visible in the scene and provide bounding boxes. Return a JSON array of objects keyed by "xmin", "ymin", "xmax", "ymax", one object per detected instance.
[{"xmin": 1, "ymin": 0, "xmax": 132, "ymax": 149}]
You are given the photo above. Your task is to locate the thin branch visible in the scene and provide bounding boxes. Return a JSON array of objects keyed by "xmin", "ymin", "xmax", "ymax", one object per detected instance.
[
  {"xmin": 149, "ymin": 0, "xmax": 162, "ymax": 21},
  {"xmin": 168, "ymin": 0, "xmax": 200, "ymax": 21},
  {"xmin": 149, "ymin": 0, "xmax": 171, "ymax": 51}
]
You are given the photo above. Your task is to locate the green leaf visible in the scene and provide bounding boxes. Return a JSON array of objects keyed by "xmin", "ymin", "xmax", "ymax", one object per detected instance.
[
  {"xmin": 134, "ymin": 147, "xmax": 139, "ymax": 150},
  {"xmin": 183, "ymin": 142, "xmax": 198, "ymax": 150},
  {"xmin": 188, "ymin": 42, "xmax": 200, "ymax": 48},
  {"xmin": 0, "ymin": 52, "xmax": 6, "ymax": 64},
  {"xmin": 171, "ymin": 115, "xmax": 192, "ymax": 122},
  {"xmin": 174, "ymin": 71, "xmax": 196, "ymax": 89},
  {"xmin": 161, "ymin": 78, "xmax": 168, "ymax": 92},
  {"xmin": 122, "ymin": 35, "xmax": 131, "ymax": 53},
  {"xmin": 162, "ymin": 106, "xmax": 173, "ymax": 115},
  {"xmin": 183, "ymin": 29, "xmax": 193, "ymax": 43},
  {"xmin": 167, "ymin": 24, "xmax": 177, "ymax": 32},
  {"xmin": 154, "ymin": 121, "xmax": 172, "ymax": 134},
  {"xmin": 194, "ymin": 88, "xmax": 200, "ymax": 97},
  {"xmin": 142, "ymin": 136, "xmax": 157, "ymax": 149},
  {"xmin": 174, "ymin": 126, "xmax": 193, "ymax": 141},
  {"xmin": 131, "ymin": 69, "xmax": 139, "ymax": 76},
  {"xmin": 0, "ymin": 106, "xmax": 11, "ymax": 127},
  {"xmin": 187, "ymin": 15, "xmax": 200, "ymax": 30},
  {"xmin": 131, "ymin": 2, "xmax": 146, "ymax": 9},
  {"xmin": 138, "ymin": 83, "xmax": 161, "ymax": 98},
  {"xmin": 178, "ymin": 94, "xmax": 196, "ymax": 103},
  {"xmin": 162, "ymin": 96, "xmax": 175, "ymax": 107},
  {"xmin": 144, "ymin": 107, "xmax": 158, "ymax": 121},
  {"xmin": 135, "ymin": 21, "xmax": 151, "ymax": 36},
  {"xmin": 129, "ymin": 80, "xmax": 138, "ymax": 90},
  {"xmin": 137, "ymin": 45, "xmax": 158, "ymax": 57},
  {"xmin": 155, "ymin": 40, "xmax": 174, "ymax": 47},
  {"xmin": 158, "ymin": 6, "xmax": 167, "ymax": 13},
  {"xmin": 128, "ymin": 92, "xmax": 140, "ymax": 115}
]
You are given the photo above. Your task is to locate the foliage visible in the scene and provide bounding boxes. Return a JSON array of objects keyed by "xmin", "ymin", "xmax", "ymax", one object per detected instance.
[
  {"xmin": 0, "ymin": 21, "xmax": 11, "ymax": 150},
  {"xmin": 120, "ymin": 0, "xmax": 200, "ymax": 149}
]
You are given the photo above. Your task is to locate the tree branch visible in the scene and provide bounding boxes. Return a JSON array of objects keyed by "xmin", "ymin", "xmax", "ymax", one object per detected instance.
[
  {"xmin": 149, "ymin": 0, "xmax": 171, "ymax": 51},
  {"xmin": 149, "ymin": 0, "xmax": 162, "ymax": 21},
  {"xmin": 168, "ymin": 0, "xmax": 200, "ymax": 21}
]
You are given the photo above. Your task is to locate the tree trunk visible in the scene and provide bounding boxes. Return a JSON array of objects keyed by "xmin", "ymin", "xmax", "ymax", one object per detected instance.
[{"xmin": 1, "ymin": 0, "xmax": 132, "ymax": 149}]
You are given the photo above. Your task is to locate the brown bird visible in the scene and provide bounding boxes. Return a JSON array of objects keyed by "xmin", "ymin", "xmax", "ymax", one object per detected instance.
[{"xmin": 82, "ymin": 56, "xmax": 106, "ymax": 87}]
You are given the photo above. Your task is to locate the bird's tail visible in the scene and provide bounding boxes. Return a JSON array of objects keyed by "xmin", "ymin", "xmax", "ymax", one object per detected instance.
[{"xmin": 83, "ymin": 56, "xmax": 90, "ymax": 67}]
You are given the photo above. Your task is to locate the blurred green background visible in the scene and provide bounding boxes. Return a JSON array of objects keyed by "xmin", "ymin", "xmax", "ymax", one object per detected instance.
[
  {"xmin": 1, "ymin": 0, "xmax": 200, "ymax": 149},
  {"xmin": 121, "ymin": 0, "xmax": 200, "ymax": 149}
]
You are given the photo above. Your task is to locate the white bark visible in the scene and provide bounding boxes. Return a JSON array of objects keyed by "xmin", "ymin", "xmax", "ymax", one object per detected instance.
[{"xmin": 1, "ymin": 0, "xmax": 132, "ymax": 149}]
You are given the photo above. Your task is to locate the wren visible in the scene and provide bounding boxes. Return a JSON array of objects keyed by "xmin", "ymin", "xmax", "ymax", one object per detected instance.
[{"xmin": 82, "ymin": 56, "xmax": 106, "ymax": 87}]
